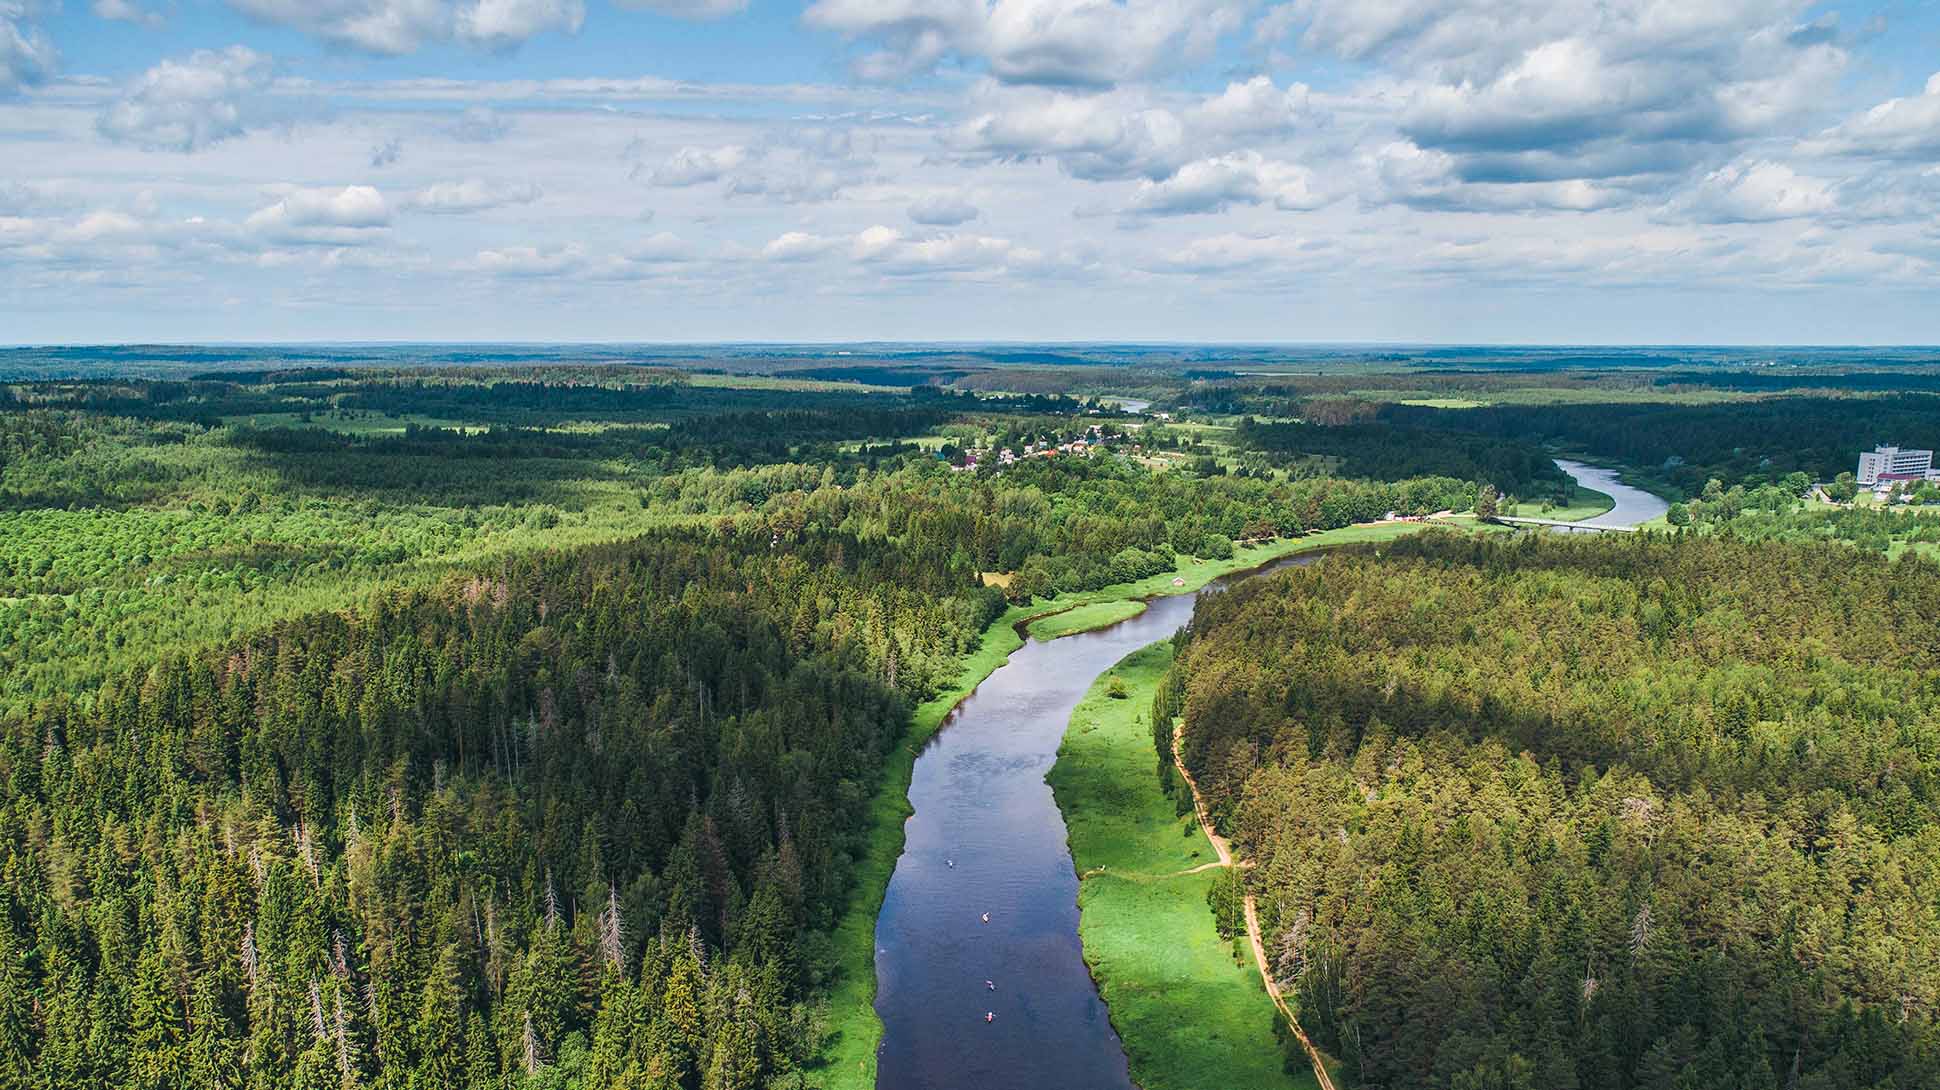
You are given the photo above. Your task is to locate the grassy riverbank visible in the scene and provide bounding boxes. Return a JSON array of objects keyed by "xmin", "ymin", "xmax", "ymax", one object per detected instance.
[
  {"xmin": 813, "ymin": 521, "xmax": 1427, "ymax": 1088},
  {"xmin": 1027, "ymin": 599, "xmax": 1147, "ymax": 640},
  {"xmin": 1503, "ymin": 483, "xmax": 1616, "ymax": 522},
  {"xmin": 1049, "ymin": 644, "xmax": 1318, "ymax": 1090}
]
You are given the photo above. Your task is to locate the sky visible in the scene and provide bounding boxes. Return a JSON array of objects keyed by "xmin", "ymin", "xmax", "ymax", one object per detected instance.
[{"xmin": 2, "ymin": 0, "xmax": 1939, "ymax": 344}]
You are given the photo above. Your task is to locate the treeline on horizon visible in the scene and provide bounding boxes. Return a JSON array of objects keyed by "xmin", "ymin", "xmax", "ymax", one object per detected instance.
[
  {"xmin": 1160, "ymin": 532, "xmax": 1940, "ymax": 1090},
  {"xmin": 1382, "ymin": 396, "xmax": 1940, "ymax": 497}
]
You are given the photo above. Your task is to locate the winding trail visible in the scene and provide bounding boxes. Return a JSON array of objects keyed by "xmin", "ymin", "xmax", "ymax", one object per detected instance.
[{"xmin": 1171, "ymin": 724, "xmax": 1339, "ymax": 1090}]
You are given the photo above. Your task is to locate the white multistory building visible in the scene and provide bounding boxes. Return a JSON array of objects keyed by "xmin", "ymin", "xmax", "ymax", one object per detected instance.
[{"xmin": 1856, "ymin": 445, "xmax": 1937, "ymax": 485}]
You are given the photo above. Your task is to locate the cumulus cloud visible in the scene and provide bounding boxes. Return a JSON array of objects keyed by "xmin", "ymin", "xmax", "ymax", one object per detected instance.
[
  {"xmin": 640, "ymin": 140, "xmax": 862, "ymax": 203},
  {"xmin": 1668, "ymin": 159, "xmax": 1836, "ymax": 223},
  {"xmin": 224, "ymin": 0, "xmax": 584, "ymax": 55},
  {"xmin": 97, "ymin": 46, "xmax": 275, "ymax": 152},
  {"xmin": 1806, "ymin": 72, "xmax": 1940, "ymax": 161},
  {"xmin": 805, "ymin": 0, "xmax": 1247, "ymax": 87},
  {"xmin": 1186, "ymin": 75, "xmax": 1311, "ymax": 137},
  {"xmin": 851, "ymin": 223, "xmax": 1037, "ymax": 275},
  {"xmin": 403, "ymin": 178, "xmax": 542, "ymax": 213},
  {"xmin": 1123, "ymin": 152, "xmax": 1327, "ymax": 216},
  {"xmin": 1281, "ymin": 0, "xmax": 1846, "ymax": 198},
  {"xmin": 948, "ymin": 84, "xmax": 1187, "ymax": 180},
  {"xmin": 1, "ymin": 2, "xmax": 58, "ymax": 96},
  {"xmin": 761, "ymin": 230, "xmax": 841, "ymax": 261},
  {"xmin": 946, "ymin": 76, "xmax": 1314, "ymax": 186},
  {"xmin": 1367, "ymin": 141, "xmax": 1629, "ymax": 213},
  {"xmin": 908, "ymin": 193, "xmax": 980, "ymax": 225},
  {"xmin": 470, "ymin": 243, "xmax": 587, "ymax": 277},
  {"xmin": 245, "ymin": 185, "xmax": 392, "ymax": 244}
]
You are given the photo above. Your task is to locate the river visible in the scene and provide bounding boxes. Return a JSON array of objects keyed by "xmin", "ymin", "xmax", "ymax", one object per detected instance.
[
  {"xmin": 870, "ymin": 553, "xmax": 1325, "ymax": 1090},
  {"xmin": 1554, "ymin": 459, "xmax": 1670, "ymax": 529}
]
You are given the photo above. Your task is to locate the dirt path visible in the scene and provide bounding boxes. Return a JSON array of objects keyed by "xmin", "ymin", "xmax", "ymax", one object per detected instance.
[{"xmin": 1172, "ymin": 724, "xmax": 1340, "ymax": 1090}]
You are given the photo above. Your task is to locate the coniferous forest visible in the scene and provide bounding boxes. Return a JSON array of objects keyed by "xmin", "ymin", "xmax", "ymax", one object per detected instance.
[
  {"xmin": 1162, "ymin": 533, "xmax": 1940, "ymax": 1089},
  {"xmin": 6, "ymin": 355, "xmax": 1940, "ymax": 1089}
]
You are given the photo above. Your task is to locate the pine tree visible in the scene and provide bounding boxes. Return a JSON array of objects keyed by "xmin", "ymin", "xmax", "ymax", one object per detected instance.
[
  {"xmin": 462, "ymin": 1012, "xmax": 499, "ymax": 1090},
  {"xmin": 128, "ymin": 943, "xmax": 188, "ymax": 1090},
  {"xmin": 0, "ymin": 924, "xmax": 36, "ymax": 1089},
  {"xmin": 186, "ymin": 976, "xmax": 242, "ymax": 1090},
  {"xmin": 412, "ymin": 946, "xmax": 466, "ymax": 1090},
  {"xmin": 654, "ymin": 940, "xmax": 705, "ymax": 1090}
]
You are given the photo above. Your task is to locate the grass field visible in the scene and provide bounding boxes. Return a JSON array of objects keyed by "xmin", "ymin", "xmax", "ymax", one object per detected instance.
[
  {"xmin": 813, "ymin": 518, "xmax": 1437, "ymax": 1089},
  {"xmin": 1027, "ymin": 599, "xmax": 1147, "ymax": 640},
  {"xmin": 1503, "ymin": 483, "xmax": 1616, "ymax": 522},
  {"xmin": 1048, "ymin": 643, "xmax": 1317, "ymax": 1090}
]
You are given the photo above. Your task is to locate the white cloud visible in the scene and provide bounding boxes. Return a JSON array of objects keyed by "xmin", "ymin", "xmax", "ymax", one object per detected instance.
[
  {"xmin": 640, "ymin": 140, "xmax": 863, "ymax": 203},
  {"xmin": 762, "ymin": 230, "xmax": 840, "ymax": 260},
  {"xmin": 61, "ymin": 210, "xmax": 148, "ymax": 243},
  {"xmin": 1186, "ymin": 75, "xmax": 1311, "ymax": 137},
  {"xmin": 850, "ymin": 223, "xmax": 1036, "ymax": 275},
  {"xmin": 1367, "ymin": 141, "xmax": 1629, "ymax": 212},
  {"xmin": 1, "ymin": 2, "xmax": 58, "ymax": 96},
  {"xmin": 96, "ymin": 46, "xmax": 275, "ymax": 152},
  {"xmin": 461, "ymin": 0, "xmax": 583, "ymax": 47},
  {"xmin": 948, "ymin": 84, "xmax": 1187, "ymax": 180},
  {"xmin": 468, "ymin": 234, "xmax": 697, "ymax": 278},
  {"xmin": 403, "ymin": 178, "xmax": 543, "ymax": 213},
  {"xmin": 92, "ymin": 0, "xmax": 165, "ymax": 25},
  {"xmin": 1147, "ymin": 231, "xmax": 1318, "ymax": 274},
  {"xmin": 945, "ymin": 76, "xmax": 1315, "ymax": 187},
  {"xmin": 805, "ymin": 0, "xmax": 1247, "ymax": 87},
  {"xmin": 908, "ymin": 193, "xmax": 980, "ymax": 225},
  {"xmin": 647, "ymin": 144, "xmax": 752, "ymax": 186},
  {"xmin": 245, "ymin": 185, "xmax": 392, "ymax": 244},
  {"xmin": 470, "ymin": 243, "xmax": 586, "ymax": 277},
  {"xmin": 1807, "ymin": 72, "xmax": 1940, "ymax": 161},
  {"xmin": 625, "ymin": 231, "xmax": 695, "ymax": 263},
  {"xmin": 223, "ymin": 0, "xmax": 584, "ymax": 55},
  {"xmin": 1123, "ymin": 152, "xmax": 1327, "ymax": 216},
  {"xmin": 1669, "ymin": 159, "xmax": 1835, "ymax": 223},
  {"xmin": 1281, "ymin": 0, "xmax": 1846, "ymax": 197}
]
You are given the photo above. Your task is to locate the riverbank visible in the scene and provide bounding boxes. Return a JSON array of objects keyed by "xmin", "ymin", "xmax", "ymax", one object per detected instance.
[
  {"xmin": 1504, "ymin": 482, "xmax": 1615, "ymax": 522},
  {"xmin": 1048, "ymin": 643, "xmax": 1317, "ymax": 1090},
  {"xmin": 1027, "ymin": 599, "xmax": 1146, "ymax": 640},
  {"xmin": 814, "ymin": 520, "xmax": 1429, "ymax": 1089}
]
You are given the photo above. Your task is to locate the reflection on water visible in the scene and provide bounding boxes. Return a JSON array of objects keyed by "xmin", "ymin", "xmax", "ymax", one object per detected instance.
[{"xmin": 871, "ymin": 554, "xmax": 1319, "ymax": 1090}]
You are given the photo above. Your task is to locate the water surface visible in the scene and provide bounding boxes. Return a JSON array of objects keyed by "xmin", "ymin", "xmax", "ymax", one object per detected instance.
[
  {"xmin": 871, "ymin": 554, "xmax": 1320, "ymax": 1090},
  {"xmin": 1555, "ymin": 459, "xmax": 1670, "ymax": 529}
]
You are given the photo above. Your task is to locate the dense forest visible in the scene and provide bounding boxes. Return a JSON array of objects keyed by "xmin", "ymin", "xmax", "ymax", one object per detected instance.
[
  {"xmin": 1, "ymin": 363, "xmax": 1496, "ymax": 1088},
  {"xmin": 0, "ymin": 525, "xmax": 1006, "ymax": 1090},
  {"xmin": 0, "ymin": 387, "xmax": 1473, "ymax": 715},
  {"xmin": 1161, "ymin": 533, "xmax": 1940, "ymax": 1089},
  {"xmin": 1231, "ymin": 418, "xmax": 1570, "ymax": 501}
]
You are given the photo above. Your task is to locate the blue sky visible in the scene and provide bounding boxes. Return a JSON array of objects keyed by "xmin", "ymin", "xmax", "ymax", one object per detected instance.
[{"xmin": 3, "ymin": 0, "xmax": 1940, "ymax": 343}]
